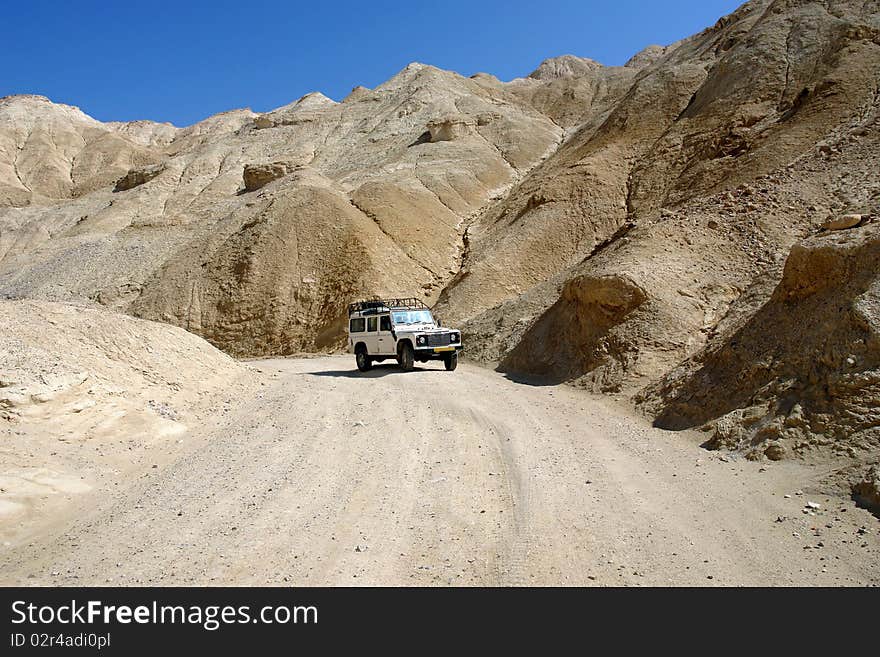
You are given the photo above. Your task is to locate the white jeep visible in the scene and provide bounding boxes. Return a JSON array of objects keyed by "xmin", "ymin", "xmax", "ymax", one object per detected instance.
[{"xmin": 347, "ymin": 298, "xmax": 462, "ymax": 372}]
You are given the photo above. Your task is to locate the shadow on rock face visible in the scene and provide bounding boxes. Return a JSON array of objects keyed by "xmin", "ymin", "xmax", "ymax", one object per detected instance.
[{"xmin": 498, "ymin": 274, "xmax": 648, "ymax": 387}]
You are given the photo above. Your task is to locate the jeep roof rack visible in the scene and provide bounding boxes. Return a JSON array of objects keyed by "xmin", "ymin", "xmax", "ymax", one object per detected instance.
[{"xmin": 348, "ymin": 297, "xmax": 429, "ymax": 316}]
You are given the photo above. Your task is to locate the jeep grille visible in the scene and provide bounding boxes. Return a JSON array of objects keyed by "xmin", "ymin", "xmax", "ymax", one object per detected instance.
[{"xmin": 425, "ymin": 333, "xmax": 453, "ymax": 347}]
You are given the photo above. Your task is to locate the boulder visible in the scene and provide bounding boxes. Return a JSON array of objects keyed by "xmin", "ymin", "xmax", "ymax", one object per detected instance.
[
  {"xmin": 113, "ymin": 164, "xmax": 165, "ymax": 192},
  {"xmin": 764, "ymin": 442, "xmax": 787, "ymax": 461},
  {"xmin": 242, "ymin": 161, "xmax": 295, "ymax": 191},
  {"xmin": 822, "ymin": 214, "xmax": 863, "ymax": 231},
  {"xmin": 253, "ymin": 115, "xmax": 274, "ymax": 129},
  {"xmin": 853, "ymin": 466, "xmax": 880, "ymax": 512}
]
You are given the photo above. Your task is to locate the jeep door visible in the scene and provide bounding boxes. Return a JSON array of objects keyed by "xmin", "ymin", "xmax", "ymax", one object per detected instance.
[
  {"xmin": 376, "ymin": 314, "xmax": 395, "ymax": 355},
  {"xmin": 349, "ymin": 316, "xmax": 366, "ymax": 353},
  {"xmin": 363, "ymin": 315, "xmax": 379, "ymax": 354}
]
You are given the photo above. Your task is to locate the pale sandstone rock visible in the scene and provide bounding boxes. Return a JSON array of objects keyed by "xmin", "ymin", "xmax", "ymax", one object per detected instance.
[
  {"xmin": 114, "ymin": 163, "xmax": 166, "ymax": 192},
  {"xmin": 822, "ymin": 214, "xmax": 863, "ymax": 231},
  {"xmin": 427, "ymin": 116, "xmax": 475, "ymax": 142},
  {"xmin": 106, "ymin": 119, "xmax": 178, "ymax": 147},
  {"xmin": 342, "ymin": 86, "xmax": 375, "ymax": 103},
  {"xmin": 853, "ymin": 466, "xmax": 880, "ymax": 511},
  {"xmin": 253, "ymin": 115, "xmax": 274, "ymax": 129},
  {"xmin": 624, "ymin": 44, "xmax": 672, "ymax": 69},
  {"xmin": 242, "ymin": 161, "xmax": 295, "ymax": 191},
  {"xmin": 528, "ymin": 55, "xmax": 602, "ymax": 81}
]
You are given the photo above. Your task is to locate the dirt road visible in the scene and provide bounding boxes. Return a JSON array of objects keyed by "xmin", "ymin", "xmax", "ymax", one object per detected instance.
[{"xmin": 2, "ymin": 356, "xmax": 878, "ymax": 586}]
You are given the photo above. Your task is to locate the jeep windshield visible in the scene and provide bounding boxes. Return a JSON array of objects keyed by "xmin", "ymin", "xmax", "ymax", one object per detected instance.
[{"xmin": 392, "ymin": 310, "xmax": 434, "ymax": 326}]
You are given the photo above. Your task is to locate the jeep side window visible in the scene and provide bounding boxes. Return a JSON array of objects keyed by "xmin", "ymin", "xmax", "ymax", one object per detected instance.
[
  {"xmin": 350, "ymin": 318, "xmax": 365, "ymax": 333},
  {"xmin": 367, "ymin": 316, "xmax": 377, "ymax": 332},
  {"xmin": 379, "ymin": 315, "xmax": 391, "ymax": 331}
]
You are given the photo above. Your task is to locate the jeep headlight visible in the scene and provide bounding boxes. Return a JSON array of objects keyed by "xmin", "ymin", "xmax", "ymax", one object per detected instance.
[
  {"xmin": 451, "ymin": 332, "xmax": 460, "ymax": 343},
  {"xmin": 416, "ymin": 335, "xmax": 426, "ymax": 346}
]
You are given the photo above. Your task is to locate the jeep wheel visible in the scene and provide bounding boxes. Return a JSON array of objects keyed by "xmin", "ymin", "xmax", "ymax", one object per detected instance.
[
  {"xmin": 397, "ymin": 341, "xmax": 414, "ymax": 371},
  {"xmin": 355, "ymin": 345, "xmax": 372, "ymax": 372},
  {"xmin": 443, "ymin": 351, "xmax": 458, "ymax": 371}
]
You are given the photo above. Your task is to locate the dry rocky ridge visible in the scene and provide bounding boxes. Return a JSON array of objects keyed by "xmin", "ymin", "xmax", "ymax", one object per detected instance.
[{"xmin": 1, "ymin": 0, "xmax": 879, "ymax": 511}]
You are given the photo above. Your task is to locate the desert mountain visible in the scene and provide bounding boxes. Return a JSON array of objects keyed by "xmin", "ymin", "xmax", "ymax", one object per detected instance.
[
  {"xmin": 0, "ymin": 64, "xmax": 572, "ymax": 354},
  {"xmin": 1, "ymin": 0, "xmax": 879, "ymax": 496}
]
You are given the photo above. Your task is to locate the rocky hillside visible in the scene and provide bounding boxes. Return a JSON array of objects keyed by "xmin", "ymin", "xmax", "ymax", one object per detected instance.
[
  {"xmin": 1, "ymin": 0, "xmax": 879, "ymax": 497},
  {"xmin": 646, "ymin": 221, "xmax": 879, "ymax": 457},
  {"xmin": 0, "ymin": 66, "xmax": 573, "ymax": 355}
]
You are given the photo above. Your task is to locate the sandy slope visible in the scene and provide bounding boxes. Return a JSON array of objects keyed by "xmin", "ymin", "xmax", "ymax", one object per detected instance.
[
  {"xmin": 1, "ymin": 355, "xmax": 876, "ymax": 586},
  {"xmin": 0, "ymin": 300, "xmax": 255, "ymax": 545}
]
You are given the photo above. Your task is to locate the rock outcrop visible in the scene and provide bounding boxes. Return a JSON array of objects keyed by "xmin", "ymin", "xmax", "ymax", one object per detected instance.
[
  {"xmin": 500, "ymin": 274, "xmax": 647, "ymax": 387},
  {"xmin": 528, "ymin": 55, "xmax": 603, "ymax": 80},
  {"xmin": 648, "ymin": 222, "xmax": 880, "ymax": 463},
  {"xmin": 242, "ymin": 161, "xmax": 296, "ymax": 191},
  {"xmin": 426, "ymin": 116, "xmax": 475, "ymax": 142},
  {"xmin": 114, "ymin": 163, "xmax": 166, "ymax": 192},
  {"xmin": 853, "ymin": 466, "xmax": 880, "ymax": 512}
]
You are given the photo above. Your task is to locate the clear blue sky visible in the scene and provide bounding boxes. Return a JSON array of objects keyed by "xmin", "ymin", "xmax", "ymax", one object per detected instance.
[{"xmin": 3, "ymin": 0, "xmax": 742, "ymax": 127}]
